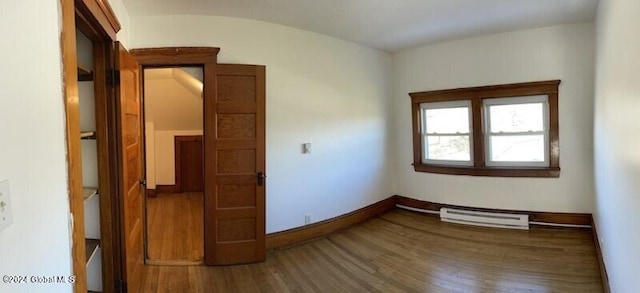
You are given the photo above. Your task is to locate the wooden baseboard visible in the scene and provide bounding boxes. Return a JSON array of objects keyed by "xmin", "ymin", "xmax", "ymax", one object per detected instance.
[
  {"xmin": 146, "ymin": 189, "xmax": 157, "ymax": 198},
  {"xmin": 591, "ymin": 217, "xmax": 611, "ymax": 293},
  {"xmin": 266, "ymin": 196, "xmax": 397, "ymax": 250},
  {"xmin": 266, "ymin": 195, "xmax": 594, "ymax": 250},
  {"xmin": 156, "ymin": 185, "xmax": 178, "ymax": 193},
  {"xmin": 395, "ymin": 195, "xmax": 592, "ymax": 226}
]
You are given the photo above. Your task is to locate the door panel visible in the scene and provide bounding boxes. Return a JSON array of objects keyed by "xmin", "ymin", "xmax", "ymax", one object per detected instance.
[
  {"xmin": 116, "ymin": 42, "xmax": 144, "ymax": 292},
  {"xmin": 176, "ymin": 136, "xmax": 204, "ymax": 192},
  {"xmin": 205, "ymin": 64, "xmax": 266, "ymax": 265}
]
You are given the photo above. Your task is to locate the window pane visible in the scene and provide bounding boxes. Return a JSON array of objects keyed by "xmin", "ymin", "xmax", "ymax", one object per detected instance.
[
  {"xmin": 489, "ymin": 135, "xmax": 544, "ymax": 162},
  {"xmin": 488, "ymin": 103, "xmax": 544, "ymax": 133},
  {"xmin": 425, "ymin": 107, "xmax": 469, "ymax": 134},
  {"xmin": 426, "ymin": 135, "xmax": 471, "ymax": 161}
]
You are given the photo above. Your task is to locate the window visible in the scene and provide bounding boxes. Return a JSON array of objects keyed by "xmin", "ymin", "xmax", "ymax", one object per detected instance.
[
  {"xmin": 410, "ymin": 80, "xmax": 560, "ymax": 177},
  {"xmin": 421, "ymin": 100, "xmax": 472, "ymax": 165},
  {"xmin": 484, "ymin": 95, "xmax": 548, "ymax": 167}
]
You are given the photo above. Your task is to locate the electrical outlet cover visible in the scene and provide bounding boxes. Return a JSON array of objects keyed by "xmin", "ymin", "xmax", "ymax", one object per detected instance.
[{"xmin": 0, "ymin": 180, "xmax": 14, "ymax": 232}]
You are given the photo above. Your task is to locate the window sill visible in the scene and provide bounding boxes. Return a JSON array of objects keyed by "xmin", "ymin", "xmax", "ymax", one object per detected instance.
[{"xmin": 412, "ymin": 163, "xmax": 560, "ymax": 178}]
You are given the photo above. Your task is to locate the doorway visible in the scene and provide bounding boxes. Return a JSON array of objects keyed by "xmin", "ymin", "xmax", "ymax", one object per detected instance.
[
  {"xmin": 143, "ymin": 67, "xmax": 205, "ymax": 264},
  {"xmin": 131, "ymin": 47, "xmax": 267, "ymax": 266}
]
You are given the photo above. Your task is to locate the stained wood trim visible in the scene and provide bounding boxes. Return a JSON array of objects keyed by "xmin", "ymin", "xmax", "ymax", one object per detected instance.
[
  {"xmin": 471, "ymin": 98, "xmax": 485, "ymax": 167},
  {"xmin": 156, "ymin": 185, "xmax": 178, "ymax": 193},
  {"xmin": 61, "ymin": 0, "xmax": 88, "ymax": 290},
  {"xmin": 409, "ymin": 80, "xmax": 561, "ymax": 178},
  {"xmin": 93, "ymin": 41, "xmax": 118, "ymax": 293},
  {"xmin": 76, "ymin": 0, "xmax": 121, "ymax": 40},
  {"xmin": 591, "ymin": 217, "xmax": 611, "ymax": 293},
  {"xmin": 265, "ymin": 195, "xmax": 591, "ymax": 251},
  {"xmin": 130, "ymin": 47, "xmax": 221, "ymax": 65},
  {"xmin": 411, "ymin": 102, "xmax": 421, "ymax": 165},
  {"xmin": 409, "ymin": 80, "xmax": 561, "ymax": 102},
  {"xmin": 395, "ymin": 195, "xmax": 591, "ymax": 226},
  {"xmin": 146, "ymin": 189, "xmax": 157, "ymax": 198},
  {"xmin": 412, "ymin": 164, "xmax": 561, "ymax": 178},
  {"xmin": 266, "ymin": 196, "xmax": 397, "ymax": 250},
  {"xmin": 128, "ymin": 47, "xmax": 220, "ymax": 266},
  {"xmin": 63, "ymin": 0, "xmax": 121, "ymax": 291}
]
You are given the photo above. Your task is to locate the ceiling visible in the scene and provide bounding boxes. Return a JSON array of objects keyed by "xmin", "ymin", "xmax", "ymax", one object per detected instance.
[{"xmin": 122, "ymin": 0, "xmax": 599, "ymax": 52}]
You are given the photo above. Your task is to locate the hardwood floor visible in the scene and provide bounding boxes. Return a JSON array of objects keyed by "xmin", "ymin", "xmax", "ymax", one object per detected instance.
[
  {"xmin": 140, "ymin": 209, "xmax": 603, "ymax": 292},
  {"xmin": 146, "ymin": 192, "xmax": 204, "ymax": 263}
]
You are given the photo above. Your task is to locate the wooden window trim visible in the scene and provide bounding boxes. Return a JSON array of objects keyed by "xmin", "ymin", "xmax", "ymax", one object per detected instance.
[{"xmin": 409, "ymin": 80, "xmax": 561, "ymax": 178}]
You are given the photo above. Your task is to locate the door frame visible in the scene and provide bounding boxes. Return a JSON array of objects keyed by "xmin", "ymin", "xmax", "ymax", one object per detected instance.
[
  {"xmin": 130, "ymin": 47, "xmax": 220, "ymax": 262},
  {"xmin": 60, "ymin": 0, "xmax": 122, "ymax": 292}
]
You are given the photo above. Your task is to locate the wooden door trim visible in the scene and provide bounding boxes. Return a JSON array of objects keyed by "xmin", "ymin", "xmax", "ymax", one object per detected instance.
[
  {"xmin": 61, "ymin": 0, "xmax": 121, "ymax": 291},
  {"xmin": 131, "ymin": 47, "xmax": 220, "ymax": 65},
  {"xmin": 129, "ymin": 47, "xmax": 219, "ymax": 264},
  {"xmin": 75, "ymin": 0, "xmax": 121, "ymax": 40},
  {"xmin": 61, "ymin": 0, "xmax": 86, "ymax": 290},
  {"xmin": 174, "ymin": 135, "xmax": 203, "ymax": 193}
]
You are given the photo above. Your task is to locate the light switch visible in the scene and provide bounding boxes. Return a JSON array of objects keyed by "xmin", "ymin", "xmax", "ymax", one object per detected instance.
[
  {"xmin": 302, "ymin": 143, "xmax": 311, "ymax": 154},
  {"xmin": 0, "ymin": 180, "xmax": 13, "ymax": 232}
]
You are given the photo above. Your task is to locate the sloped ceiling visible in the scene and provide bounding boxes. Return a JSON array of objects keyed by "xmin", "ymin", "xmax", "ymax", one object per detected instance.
[
  {"xmin": 122, "ymin": 0, "xmax": 598, "ymax": 52},
  {"xmin": 144, "ymin": 68, "xmax": 203, "ymax": 131}
]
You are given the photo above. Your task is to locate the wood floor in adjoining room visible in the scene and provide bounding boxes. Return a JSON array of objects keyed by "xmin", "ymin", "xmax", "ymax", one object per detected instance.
[
  {"xmin": 140, "ymin": 209, "xmax": 603, "ymax": 292},
  {"xmin": 146, "ymin": 192, "xmax": 204, "ymax": 263}
]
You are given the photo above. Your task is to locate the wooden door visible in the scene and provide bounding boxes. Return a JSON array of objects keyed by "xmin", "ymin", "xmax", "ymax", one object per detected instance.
[
  {"xmin": 175, "ymin": 135, "xmax": 204, "ymax": 192},
  {"xmin": 116, "ymin": 42, "xmax": 144, "ymax": 291},
  {"xmin": 205, "ymin": 64, "xmax": 266, "ymax": 265}
]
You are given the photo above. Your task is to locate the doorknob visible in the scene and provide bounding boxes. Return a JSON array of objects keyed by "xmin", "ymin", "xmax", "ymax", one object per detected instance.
[
  {"xmin": 257, "ymin": 172, "xmax": 266, "ymax": 186},
  {"xmin": 140, "ymin": 179, "xmax": 147, "ymax": 186}
]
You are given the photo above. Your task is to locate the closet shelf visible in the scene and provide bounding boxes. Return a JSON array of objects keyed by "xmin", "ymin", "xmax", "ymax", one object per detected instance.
[
  {"xmin": 81, "ymin": 131, "xmax": 96, "ymax": 140},
  {"xmin": 85, "ymin": 238, "xmax": 100, "ymax": 265},
  {"xmin": 78, "ymin": 65, "xmax": 93, "ymax": 81},
  {"xmin": 83, "ymin": 187, "xmax": 98, "ymax": 201}
]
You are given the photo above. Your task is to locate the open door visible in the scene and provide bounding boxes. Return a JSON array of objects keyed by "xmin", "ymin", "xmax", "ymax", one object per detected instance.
[
  {"xmin": 205, "ymin": 64, "xmax": 266, "ymax": 265},
  {"xmin": 115, "ymin": 42, "xmax": 144, "ymax": 291}
]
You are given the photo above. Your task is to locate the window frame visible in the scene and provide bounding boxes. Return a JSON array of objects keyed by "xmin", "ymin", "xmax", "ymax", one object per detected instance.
[
  {"xmin": 420, "ymin": 100, "xmax": 473, "ymax": 166},
  {"xmin": 409, "ymin": 80, "xmax": 560, "ymax": 178},
  {"xmin": 483, "ymin": 95, "xmax": 549, "ymax": 167}
]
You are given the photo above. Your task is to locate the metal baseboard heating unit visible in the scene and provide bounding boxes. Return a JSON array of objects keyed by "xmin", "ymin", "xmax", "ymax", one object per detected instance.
[{"xmin": 440, "ymin": 208, "xmax": 529, "ymax": 230}]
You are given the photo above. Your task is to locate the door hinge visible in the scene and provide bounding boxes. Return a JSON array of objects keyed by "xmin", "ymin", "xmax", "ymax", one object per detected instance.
[{"xmin": 107, "ymin": 69, "xmax": 121, "ymax": 86}]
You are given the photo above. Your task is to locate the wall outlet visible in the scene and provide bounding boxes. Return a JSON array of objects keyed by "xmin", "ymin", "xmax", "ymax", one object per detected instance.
[
  {"xmin": 304, "ymin": 214, "xmax": 312, "ymax": 225},
  {"xmin": 0, "ymin": 180, "xmax": 14, "ymax": 232}
]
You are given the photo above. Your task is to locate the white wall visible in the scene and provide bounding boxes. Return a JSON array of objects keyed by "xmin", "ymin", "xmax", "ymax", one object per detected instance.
[
  {"xmin": 145, "ymin": 122, "xmax": 157, "ymax": 189},
  {"xmin": 153, "ymin": 130, "xmax": 203, "ymax": 185},
  {"xmin": 109, "ymin": 0, "xmax": 131, "ymax": 47},
  {"xmin": 594, "ymin": 0, "xmax": 640, "ymax": 291},
  {"xmin": 130, "ymin": 15, "xmax": 394, "ymax": 232},
  {"xmin": 392, "ymin": 23, "xmax": 596, "ymax": 213},
  {"xmin": 0, "ymin": 1, "xmax": 72, "ymax": 292}
]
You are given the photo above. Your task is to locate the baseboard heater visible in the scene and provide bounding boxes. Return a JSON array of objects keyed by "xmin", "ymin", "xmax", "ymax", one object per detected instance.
[{"xmin": 440, "ymin": 208, "xmax": 529, "ymax": 230}]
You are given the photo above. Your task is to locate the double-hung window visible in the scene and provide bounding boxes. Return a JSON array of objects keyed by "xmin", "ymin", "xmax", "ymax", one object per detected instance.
[
  {"xmin": 410, "ymin": 80, "xmax": 560, "ymax": 178},
  {"xmin": 421, "ymin": 101, "xmax": 472, "ymax": 166},
  {"xmin": 484, "ymin": 95, "xmax": 549, "ymax": 167}
]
